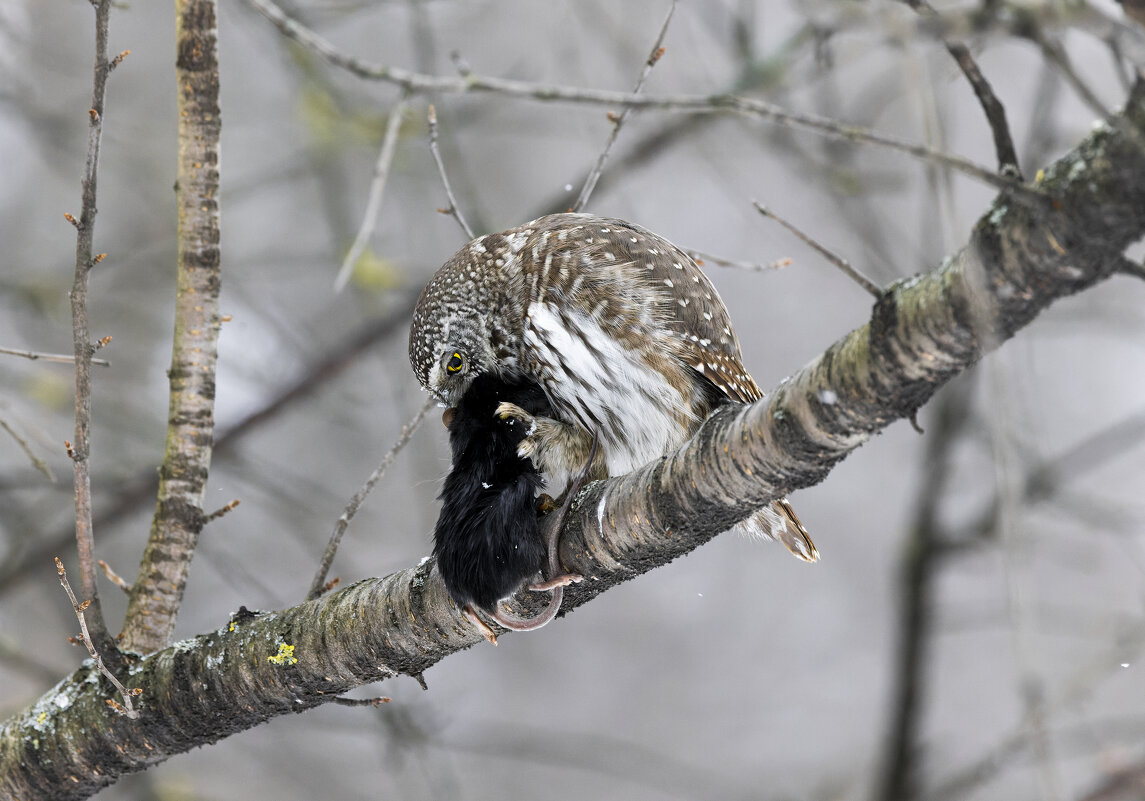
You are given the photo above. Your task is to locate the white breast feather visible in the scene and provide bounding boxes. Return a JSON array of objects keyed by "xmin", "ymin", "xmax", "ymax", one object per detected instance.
[{"xmin": 525, "ymin": 301, "xmax": 693, "ymax": 477}]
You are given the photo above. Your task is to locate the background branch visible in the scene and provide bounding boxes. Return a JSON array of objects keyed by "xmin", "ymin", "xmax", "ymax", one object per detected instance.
[
  {"xmin": 243, "ymin": 0, "xmax": 1031, "ymax": 194},
  {"xmin": 66, "ymin": 0, "xmax": 116, "ymax": 657}
]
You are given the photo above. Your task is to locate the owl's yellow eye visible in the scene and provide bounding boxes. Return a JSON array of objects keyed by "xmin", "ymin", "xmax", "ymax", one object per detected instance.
[{"xmin": 446, "ymin": 352, "xmax": 464, "ymax": 373}]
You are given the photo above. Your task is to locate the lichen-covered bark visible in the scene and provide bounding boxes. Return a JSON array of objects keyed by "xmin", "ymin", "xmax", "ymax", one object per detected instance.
[
  {"xmin": 0, "ymin": 562, "xmax": 473, "ymax": 801},
  {"xmin": 121, "ymin": 0, "xmax": 223, "ymax": 654},
  {"xmin": 2, "ymin": 83, "xmax": 1142, "ymax": 801}
]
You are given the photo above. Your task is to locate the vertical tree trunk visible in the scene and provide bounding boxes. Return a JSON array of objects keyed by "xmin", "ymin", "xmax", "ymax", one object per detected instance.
[{"xmin": 121, "ymin": 0, "xmax": 222, "ymax": 654}]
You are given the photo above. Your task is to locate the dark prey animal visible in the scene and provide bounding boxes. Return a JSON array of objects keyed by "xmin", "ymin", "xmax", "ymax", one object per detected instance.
[{"xmin": 433, "ymin": 372, "xmax": 593, "ymax": 641}]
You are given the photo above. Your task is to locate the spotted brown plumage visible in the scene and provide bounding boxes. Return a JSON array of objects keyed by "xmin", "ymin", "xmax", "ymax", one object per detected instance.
[{"xmin": 410, "ymin": 212, "xmax": 818, "ymax": 562}]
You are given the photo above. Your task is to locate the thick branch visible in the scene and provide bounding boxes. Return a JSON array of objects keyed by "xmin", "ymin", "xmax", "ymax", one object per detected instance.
[
  {"xmin": 121, "ymin": 0, "xmax": 223, "ymax": 653},
  {"xmin": 3, "ymin": 78, "xmax": 1144, "ymax": 801}
]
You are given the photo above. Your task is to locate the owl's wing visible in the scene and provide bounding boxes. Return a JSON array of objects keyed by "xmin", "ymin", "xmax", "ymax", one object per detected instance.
[
  {"xmin": 518, "ymin": 213, "xmax": 764, "ymax": 405},
  {"xmin": 608, "ymin": 219, "xmax": 764, "ymax": 405}
]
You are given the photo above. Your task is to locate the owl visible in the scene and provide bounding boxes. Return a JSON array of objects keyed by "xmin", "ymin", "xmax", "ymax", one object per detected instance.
[{"xmin": 409, "ymin": 212, "xmax": 818, "ymax": 562}]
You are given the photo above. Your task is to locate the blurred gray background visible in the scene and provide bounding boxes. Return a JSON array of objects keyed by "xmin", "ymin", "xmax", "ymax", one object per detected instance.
[{"xmin": 3, "ymin": 1, "xmax": 1145, "ymax": 799}]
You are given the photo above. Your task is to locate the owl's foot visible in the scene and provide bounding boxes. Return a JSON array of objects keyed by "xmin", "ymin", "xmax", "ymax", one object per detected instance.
[
  {"xmin": 470, "ymin": 433, "xmax": 600, "ymax": 641},
  {"xmin": 495, "ymin": 402, "xmax": 604, "ymax": 484},
  {"xmin": 494, "ymin": 401, "xmax": 542, "ymax": 458}
]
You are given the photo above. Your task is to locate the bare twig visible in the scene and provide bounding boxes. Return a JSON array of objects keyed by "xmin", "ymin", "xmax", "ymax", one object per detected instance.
[
  {"xmin": 944, "ymin": 42, "xmax": 1021, "ymax": 176},
  {"xmin": 930, "ymin": 620, "xmax": 1145, "ymax": 800},
  {"xmin": 1031, "ymin": 29, "xmax": 1145, "ymax": 150},
  {"xmin": 427, "ymin": 104, "xmax": 475, "ymax": 239},
  {"xmin": 1035, "ymin": 33, "xmax": 1116, "ymax": 122},
  {"xmin": 0, "ymin": 346, "xmax": 110, "ymax": 367},
  {"xmin": 334, "ymin": 94, "xmax": 410, "ymax": 292},
  {"xmin": 97, "ymin": 559, "xmax": 130, "ymax": 593},
  {"xmin": 205, "ymin": 498, "xmax": 241, "ymax": 523},
  {"xmin": 330, "ymin": 695, "xmax": 391, "ymax": 707},
  {"xmin": 572, "ymin": 0, "xmax": 676, "ymax": 212},
  {"xmin": 752, "ymin": 201, "xmax": 882, "ymax": 297},
  {"xmin": 0, "ymin": 298, "xmax": 419, "ymax": 602},
  {"xmin": 67, "ymin": 0, "xmax": 117, "ymax": 654},
  {"xmin": 55, "ymin": 557, "xmax": 139, "ymax": 718},
  {"xmin": 0, "ymin": 415, "xmax": 55, "ymax": 482},
  {"xmin": 243, "ymin": 0, "xmax": 1034, "ymax": 196},
  {"xmin": 306, "ymin": 396, "xmax": 434, "ymax": 601},
  {"xmin": 905, "ymin": 0, "xmax": 1021, "ymax": 176},
  {"xmin": 946, "ymin": 406, "xmax": 1145, "ymax": 550},
  {"xmin": 685, "ymin": 249, "xmax": 790, "ymax": 272},
  {"xmin": 1119, "ymin": 257, "xmax": 1145, "ymax": 280}
]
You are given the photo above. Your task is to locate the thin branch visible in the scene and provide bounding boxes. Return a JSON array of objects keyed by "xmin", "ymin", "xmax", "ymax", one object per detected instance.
[
  {"xmin": 329, "ymin": 695, "xmax": 391, "ymax": 707},
  {"xmin": 1031, "ymin": 29, "xmax": 1145, "ymax": 151},
  {"xmin": 205, "ymin": 498, "xmax": 241, "ymax": 523},
  {"xmin": 67, "ymin": 0, "xmax": 115, "ymax": 655},
  {"xmin": 54, "ymin": 558, "xmax": 139, "ymax": 719},
  {"xmin": 946, "ymin": 406, "xmax": 1145, "ymax": 551},
  {"xmin": 97, "ymin": 559, "xmax": 130, "ymax": 593},
  {"xmin": 1035, "ymin": 32, "xmax": 1116, "ymax": 122},
  {"xmin": 0, "ymin": 415, "xmax": 55, "ymax": 482},
  {"xmin": 0, "ymin": 346, "xmax": 110, "ymax": 367},
  {"xmin": 943, "ymin": 42, "xmax": 1021, "ymax": 177},
  {"xmin": 333, "ymin": 93, "xmax": 410, "ymax": 292},
  {"xmin": 905, "ymin": 0, "xmax": 1021, "ymax": 176},
  {"xmin": 427, "ymin": 104, "xmax": 474, "ymax": 239},
  {"xmin": 306, "ymin": 396, "xmax": 434, "ymax": 601},
  {"xmin": 572, "ymin": 0, "xmax": 675, "ymax": 212},
  {"xmin": 930, "ymin": 618, "xmax": 1145, "ymax": 801},
  {"xmin": 752, "ymin": 201, "xmax": 882, "ymax": 297},
  {"xmin": 1119, "ymin": 256, "xmax": 1145, "ymax": 280},
  {"xmin": 0, "ymin": 298, "xmax": 419, "ymax": 603},
  {"xmin": 243, "ymin": 0, "xmax": 1035, "ymax": 197},
  {"xmin": 685, "ymin": 249, "xmax": 790, "ymax": 272}
]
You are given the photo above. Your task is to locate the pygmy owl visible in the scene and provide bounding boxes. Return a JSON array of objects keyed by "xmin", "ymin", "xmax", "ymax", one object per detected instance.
[{"xmin": 409, "ymin": 212, "xmax": 818, "ymax": 562}]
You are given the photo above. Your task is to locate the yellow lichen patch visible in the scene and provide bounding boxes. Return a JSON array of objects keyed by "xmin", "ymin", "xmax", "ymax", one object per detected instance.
[{"xmin": 267, "ymin": 642, "xmax": 297, "ymax": 666}]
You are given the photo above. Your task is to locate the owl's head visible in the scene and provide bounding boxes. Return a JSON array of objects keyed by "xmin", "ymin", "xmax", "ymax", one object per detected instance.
[
  {"xmin": 409, "ymin": 238, "xmax": 518, "ymax": 406},
  {"xmin": 408, "ymin": 307, "xmax": 498, "ymax": 405}
]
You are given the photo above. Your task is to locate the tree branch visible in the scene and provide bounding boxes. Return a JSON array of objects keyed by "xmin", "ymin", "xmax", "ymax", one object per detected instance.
[
  {"xmin": 3, "ymin": 68, "xmax": 1143, "ymax": 801},
  {"xmin": 0, "ymin": 346, "xmax": 109, "ymax": 367},
  {"xmin": 243, "ymin": 0, "xmax": 1032, "ymax": 195},
  {"xmin": 67, "ymin": 0, "xmax": 115, "ymax": 657},
  {"xmin": 120, "ymin": 0, "xmax": 223, "ymax": 654}
]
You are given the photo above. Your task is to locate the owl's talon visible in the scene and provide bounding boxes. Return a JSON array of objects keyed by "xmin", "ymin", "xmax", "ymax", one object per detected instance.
[{"xmin": 495, "ymin": 401, "xmax": 533, "ymax": 425}]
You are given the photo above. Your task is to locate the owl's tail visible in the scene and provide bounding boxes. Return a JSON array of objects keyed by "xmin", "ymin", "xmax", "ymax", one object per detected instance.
[{"xmin": 736, "ymin": 499, "xmax": 820, "ymax": 562}]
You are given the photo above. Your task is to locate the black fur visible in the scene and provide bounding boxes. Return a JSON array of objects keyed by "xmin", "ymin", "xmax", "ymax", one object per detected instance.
[{"xmin": 433, "ymin": 373, "xmax": 553, "ymax": 612}]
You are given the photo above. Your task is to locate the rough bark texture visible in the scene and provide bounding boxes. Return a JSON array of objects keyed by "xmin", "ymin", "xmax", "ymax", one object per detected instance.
[
  {"xmin": 2, "ymin": 83, "xmax": 1142, "ymax": 801},
  {"xmin": 120, "ymin": 0, "xmax": 223, "ymax": 654}
]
